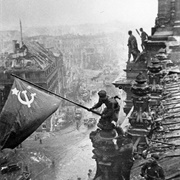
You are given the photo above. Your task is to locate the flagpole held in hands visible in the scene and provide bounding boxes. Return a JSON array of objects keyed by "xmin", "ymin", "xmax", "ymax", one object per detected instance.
[
  {"xmin": 11, "ymin": 74, "xmax": 102, "ymax": 116},
  {"xmin": 136, "ymin": 29, "xmax": 140, "ymax": 37}
]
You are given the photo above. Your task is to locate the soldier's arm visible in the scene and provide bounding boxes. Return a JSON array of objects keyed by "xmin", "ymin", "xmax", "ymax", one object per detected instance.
[
  {"xmin": 91, "ymin": 99, "xmax": 103, "ymax": 110},
  {"xmin": 127, "ymin": 38, "xmax": 131, "ymax": 46}
]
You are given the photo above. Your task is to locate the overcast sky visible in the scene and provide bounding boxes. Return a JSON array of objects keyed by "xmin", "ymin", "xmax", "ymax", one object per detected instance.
[{"xmin": 0, "ymin": 0, "xmax": 158, "ymax": 31}]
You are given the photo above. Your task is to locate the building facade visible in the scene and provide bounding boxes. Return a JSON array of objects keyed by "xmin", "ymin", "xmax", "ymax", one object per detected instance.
[{"xmin": 0, "ymin": 40, "xmax": 64, "ymax": 130}]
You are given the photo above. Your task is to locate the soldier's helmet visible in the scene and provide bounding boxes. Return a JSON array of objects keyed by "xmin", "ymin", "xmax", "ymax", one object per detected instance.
[
  {"xmin": 128, "ymin": 30, "xmax": 132, "ymax": 35},
  {"xmin": 98, "ymin": 90, "xmax": 107, "ymax": 99}
]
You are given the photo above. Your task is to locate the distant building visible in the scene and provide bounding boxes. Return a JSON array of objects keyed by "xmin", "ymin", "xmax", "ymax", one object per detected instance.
[{"xmin": 25, "ymin": 33, "xmax": 122, "ymax": 103}]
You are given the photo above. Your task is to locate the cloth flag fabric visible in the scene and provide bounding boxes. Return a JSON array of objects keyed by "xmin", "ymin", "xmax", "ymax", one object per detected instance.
[{"xmin": 0, "ymin": 78, "xmax": 60, "ymax": 149}]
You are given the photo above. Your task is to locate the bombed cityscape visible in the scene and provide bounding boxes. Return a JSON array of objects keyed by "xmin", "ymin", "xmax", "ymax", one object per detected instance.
[{"xmin": 0, "ymin": 0, "xmax": 180, "ymax": 180}]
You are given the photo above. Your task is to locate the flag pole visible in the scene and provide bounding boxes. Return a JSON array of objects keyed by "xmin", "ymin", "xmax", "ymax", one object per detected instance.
[{"xmin": 11, "ymin": 74, "xmax": 101, "ymax": 116}]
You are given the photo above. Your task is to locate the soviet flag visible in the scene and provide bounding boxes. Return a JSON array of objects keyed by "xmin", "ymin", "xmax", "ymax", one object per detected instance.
[{"xmin": 0, "ymin": 78, "xmax": 60, "ymax": 149}]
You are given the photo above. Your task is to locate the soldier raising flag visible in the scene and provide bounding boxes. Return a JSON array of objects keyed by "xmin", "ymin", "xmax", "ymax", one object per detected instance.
[{"xmin": 136, "ymin": 28, "xmax": 148, "ymax": 51}]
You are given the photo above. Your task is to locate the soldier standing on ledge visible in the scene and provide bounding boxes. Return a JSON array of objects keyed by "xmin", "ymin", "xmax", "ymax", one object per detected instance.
[
  {"xmin": 89, "ymin": 90, "xmax": 120, "ymax": 129},
  {"xmin": 140, "ymin": 28, "xmax": 148, "ymax": 51},
  {"xmin": 140, "ymin": 154, "xmax": 165, "ymax": 180},
  {"xmin": 127, "ymin": 30, "xmax": 140, "ymax": 62}
]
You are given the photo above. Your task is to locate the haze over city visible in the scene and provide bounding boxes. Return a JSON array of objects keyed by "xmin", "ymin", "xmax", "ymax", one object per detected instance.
[{"xmin": 1, "ymin": 0, "xmax": 157, "ymax": 33}]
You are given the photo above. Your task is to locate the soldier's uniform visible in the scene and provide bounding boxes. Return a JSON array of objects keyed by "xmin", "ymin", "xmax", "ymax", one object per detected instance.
[
  {"xmin": 140, "ymin": 28, "xmax": 148, "ymax": 50},
  {"xmin": 141, "ymin": 154, "xmax": 165, "ymax": 180},
  {"xmin": 74, "ymin": 109, "xmax": 82, "ymax": 130},
  {"xmin": 90, "ymin": 90, "xmax": 120, "ymax": 124},
  {"xmin": 128, "ymin": 30, "xmax": 140, "ymax": 61}
]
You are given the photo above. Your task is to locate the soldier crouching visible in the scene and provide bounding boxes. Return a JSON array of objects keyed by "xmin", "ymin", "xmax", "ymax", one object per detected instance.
[{"xmin": 89, "ymin": 90, "xmax": 120, "ymax": 130}]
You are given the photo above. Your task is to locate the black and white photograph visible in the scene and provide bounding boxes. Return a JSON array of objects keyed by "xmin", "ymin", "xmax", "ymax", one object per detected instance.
[{"xmin": 0, "ymin": 0, "xmax": 180, "ymax": 179}]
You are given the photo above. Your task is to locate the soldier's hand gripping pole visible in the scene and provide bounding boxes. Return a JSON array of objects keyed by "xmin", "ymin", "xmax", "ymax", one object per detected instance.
[
  {"xmin": 74, "ymin": 104, "xmax": 102, "ymax": 116},
  {"xmin": 11, "ymin": 74, "xmax": 102, "ymax": 116}
]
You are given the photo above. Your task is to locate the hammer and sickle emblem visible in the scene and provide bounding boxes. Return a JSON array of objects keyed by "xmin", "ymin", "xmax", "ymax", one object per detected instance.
[{"xmin": 17, "ymin": 90, "xmax": 36, "ymax": 108}]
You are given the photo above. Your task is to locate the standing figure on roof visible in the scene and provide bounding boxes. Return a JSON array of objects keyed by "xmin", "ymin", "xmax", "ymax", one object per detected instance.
[
  {"xmin": 89, "ymin": 90, "xmax": 120, "ymax": 129},
  {"xmin": 127, "ymin": 30, "xmax": 140, "ymax": 62},
  {"xmin": 140, "ymin": 154, "xmax": 165, "ymax": 180},
  {"xmin": 140, "ymin": 28, "xmax": 148, "ymax": 51}
]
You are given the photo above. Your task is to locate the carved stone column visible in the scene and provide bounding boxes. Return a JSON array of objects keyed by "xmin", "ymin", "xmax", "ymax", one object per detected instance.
[
  {"xmin": 158, "ymin": 0, "xmax": 169, "ymax": 18},
  {"xmin": 148, "ymin": 58, "xmax": 163, "ymax": 95},
  {"xmin": 127, "ymin": 72, "xmax": 152, "ymax": 153},
  {"xmin": 173, "ymin": 0, "xmax": 180, "ymax": 35},
  {"xmin": 157, "ymin": 0, "xmax": 171, "ymax": 26},
  {"xmin": 128, "ymin": 73, "xmax": 151, "ymax": 129},
  {"xmin": 90, "ymin": 128, "xmax": 124, "ymax": 180}
]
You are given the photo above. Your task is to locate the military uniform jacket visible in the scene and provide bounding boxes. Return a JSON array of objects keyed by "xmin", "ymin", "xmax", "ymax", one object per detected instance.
[{"xmin": 92, "ymin": 96, "xmax": 120, "ymax": 117}]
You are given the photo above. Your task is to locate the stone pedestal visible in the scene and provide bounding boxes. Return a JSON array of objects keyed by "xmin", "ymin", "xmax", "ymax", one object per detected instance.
[
  {"xmin": 148, "ymin": 58, "xmax": 163, "ymax": 95},
  {"xmin": 127, "ymin": 72, "xmax": 152, "ymax": 153},
  {"xmin": 90, "ymin": 128, "xmax": 124, "ymax": 180},
  {"xmin": 129, "ymin": 73, "xmax": 151, "ymax": 129}
]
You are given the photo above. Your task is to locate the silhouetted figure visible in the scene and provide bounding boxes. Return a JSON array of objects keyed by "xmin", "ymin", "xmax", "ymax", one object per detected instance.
[
  {"xmin": 25, "ymin": 165, "xmax": 28, "ymax": 172},
  {"xmin": 87, "ymin": 169, "xmax": 93, "ymax": 180},
  {"xmin": 90, "ymin": 90, "xmax": 120, "ymax": 129},
  {"xmin": 51, "ymin": 160, "xmax": 55, "ymax": 168},
  {"xmin": 74, "ymin": 109, "xmax": 82, "ymax": 131},
  {"xmin": 140, "ymin": 28, "xmax": 148, "ymax": 50},
  {"xmin": 127, "ymin": 30, "xmax": 140, "ymax": 62},
  {"xmin": 141, "ymin": 154, "xmax": 165, "ymax": 180}
]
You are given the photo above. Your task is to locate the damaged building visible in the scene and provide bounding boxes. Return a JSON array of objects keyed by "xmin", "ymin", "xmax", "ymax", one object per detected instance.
[{"xmin": 0, "ymin": 40, "xmax": 64, "ymax": 130}]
